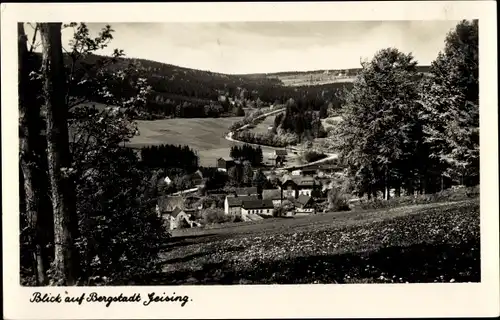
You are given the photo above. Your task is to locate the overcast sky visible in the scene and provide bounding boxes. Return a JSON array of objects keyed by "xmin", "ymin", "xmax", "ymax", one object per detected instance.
[{"xmin": 25, "ymin": 21, "xmax": 459, "ymax": 74}]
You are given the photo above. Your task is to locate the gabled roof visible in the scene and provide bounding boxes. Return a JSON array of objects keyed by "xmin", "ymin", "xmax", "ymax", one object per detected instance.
[
  {"xmin": 218, "ymin": 157, "xmax": 234, "ymax": 162},
  {"xmin": 242, "ymin": 199, "xmax": 274, "ymax": 210},
  {"xmin": 226, "ymin": 195, "xmax": 259, "ymax": 207},
  {"xmin": 171, "ymin": 206, "xmax": 183, "ymax": 218},
  {"xmin": 295, "ymin": 195, "xmax": 313, "ymax": 207},
  {"xmin": 262, "ymin": 189, "xmax": 282, "ymax": 200},
  {"xmin": 234, "ymin": 187, "xmax": 258, "ymax": 195},
  {"xmin": 280, "ymin": 176, "xmax": 316, "ymax": 188}
]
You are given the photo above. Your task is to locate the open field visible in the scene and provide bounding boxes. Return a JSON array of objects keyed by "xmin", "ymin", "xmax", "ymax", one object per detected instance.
[
  {"xmin": 251, "ymin": 114, "xmax": 276, "ymax": 134},
  {"xmin": 128, "ymin": 199, "xmax": 479, "ymax": 285},
  {"xmin": 128, "ymin": 117, "xmax": 284, "ymax": 167}
]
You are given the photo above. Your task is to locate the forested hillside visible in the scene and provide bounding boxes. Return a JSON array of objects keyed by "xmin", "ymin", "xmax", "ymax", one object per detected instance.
[{"xmin": 30, "ymin": 51, "xmax": 368, "ymax": 120}]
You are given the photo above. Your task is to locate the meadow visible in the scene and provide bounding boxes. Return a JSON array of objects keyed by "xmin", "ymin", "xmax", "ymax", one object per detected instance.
[
  {"xmin": 127, "ymin": 116, "xmax": 281, "ymax": 167},
  {"xmin": 128, "ymin": 199, "xmax": 479, "ymax": 285}
]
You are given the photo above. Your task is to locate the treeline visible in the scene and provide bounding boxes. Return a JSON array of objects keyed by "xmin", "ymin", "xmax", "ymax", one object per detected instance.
[
  {"xmin": 273, "ymin": 99, "xmax": 328, "ymax": 141},
  {"xmin": 232, "ymin": 130, "xmax": 299, "ymax": 148},
  {"xmin": 334, "ymin": 20, "xmax": 479, "ymax": 199},
  {"xmin": 35, "ymin": 48, "xmax": 351, "ymax": 120},
  {"xmin": 140, "ymin": 144, "xmax": 199, "ymax": 172},
  {"xmin": 230, "ymin": 144, "xmax": 264, "ymax": 166}
]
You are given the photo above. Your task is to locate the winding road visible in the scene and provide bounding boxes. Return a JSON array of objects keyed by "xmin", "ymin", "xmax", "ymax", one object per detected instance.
[{"xmin": 224, "ymin": 108, "xmax": 339, "ymax": 171}]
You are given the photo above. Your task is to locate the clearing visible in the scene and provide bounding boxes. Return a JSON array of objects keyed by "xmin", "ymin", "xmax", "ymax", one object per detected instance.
[
  {"xmin": 129, "ymin": 199, "xmax": 480, "ymax": 285},
  {"xmin": 128, "ymin": 116, "xmax": 284, "ymax": 167}
]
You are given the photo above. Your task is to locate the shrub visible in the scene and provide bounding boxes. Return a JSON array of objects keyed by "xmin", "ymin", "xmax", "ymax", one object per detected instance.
[
  {"xmin": 302, "ymin": 150, "xmax": 327, "ymax": 163},
  {"xmin": 201, "ymin": 208, "xmax": 232, "ymax": 225},
  {"xmin": 354, "ymin": 186, "xmax": 480, "ymax": 211},
  {"xmin": 327, "ymin": 188, "xmax": 351, "ymax": 212}
]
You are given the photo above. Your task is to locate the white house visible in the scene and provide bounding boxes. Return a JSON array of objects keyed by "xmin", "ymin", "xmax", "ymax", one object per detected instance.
[
  {"xmin": 224, "ymin": 195, "xmax": 259, "ymax": 215},
  {"xmin": 241, "ymin": 200, "xmax": 275, "ymax": 219}
]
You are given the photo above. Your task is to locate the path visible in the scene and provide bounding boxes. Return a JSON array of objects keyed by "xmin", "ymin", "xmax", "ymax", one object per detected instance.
[{"xmin": 225, "ymin": 108, "xmax": 339, "ymax": 170}]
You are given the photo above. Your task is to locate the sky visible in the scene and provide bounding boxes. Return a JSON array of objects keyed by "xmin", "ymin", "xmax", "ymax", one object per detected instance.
[{"xmin": 25, "ymin": 21, "xmax": 460, "ymax": 74}]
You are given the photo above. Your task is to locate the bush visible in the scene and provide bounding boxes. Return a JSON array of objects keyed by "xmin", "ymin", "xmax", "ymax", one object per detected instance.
[
  {"xmin": 354, "ymin": 186, "xmax": 480, "ymax": 211},
  {"xmin": 201, "ymin": 208, "xmax": 232, "ymax": 225},
  {"xmin": 327, "ymin": 188, "xmax": 351, "ymax": 212},
  {"xmin": 302, "ymin": 150, "xmax": 327, "ymax": 163}
]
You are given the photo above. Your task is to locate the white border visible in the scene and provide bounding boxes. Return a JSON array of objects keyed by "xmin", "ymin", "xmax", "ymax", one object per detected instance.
[{"xmin": 2, "ymin": 2, "xmax": 499, "ymax": 319}]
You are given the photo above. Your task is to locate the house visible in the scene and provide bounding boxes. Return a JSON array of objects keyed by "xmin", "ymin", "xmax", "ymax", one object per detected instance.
[
  {"xmin": 217, "ymin": 157, "xmax": 235, "ymax": 172},
  {"xmin": 241, "ymin": 199, "xmax": 275, "ymax": 218},
  {"xmin": 233, "ymin": 187, "xmax": 258, "ymax": 196},
  {"xmin": 162, "ymin": 207, "xmax": 200, "ymax": 231},
  {"xmin": 189, "ymin": 170, "xmax": 204, "ymax": 186},
  {"xmin": 224, "ymin": 195, "xmax": 259, "ymax": 215},
  {"xmin": 294, "ymin": 195, "xmax": 315, "ymax": 215},
  {"xmin": 262, "ymin": 189, "xmax": 283, "ymax": 207},
  {"xmin": 280, "ymin": 176, "xmax": 319, "ymax": 199},
  {"xmin": 274, "ymin": 149, "xmax": 288, "ymax": 166}
]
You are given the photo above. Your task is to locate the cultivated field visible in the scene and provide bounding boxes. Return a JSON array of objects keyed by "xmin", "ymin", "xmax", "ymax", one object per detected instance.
[
  {"xmin": 128, "ymin": 117, "xmax": 284, "ymax": 167},
  {"xmin": 128, "ymin": 199, "xmax": 479, "ymax": 285}
]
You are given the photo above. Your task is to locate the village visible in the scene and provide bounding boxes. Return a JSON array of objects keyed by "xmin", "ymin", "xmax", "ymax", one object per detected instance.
[{"xmin": 155, "ymin": 147, "xmax": 343, "ymax": 231}]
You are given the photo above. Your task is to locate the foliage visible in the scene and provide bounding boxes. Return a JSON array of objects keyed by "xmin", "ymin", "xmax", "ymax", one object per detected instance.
[
  {"xmin": 242, "ymin": 161, "xmax": 254, "ymax": 186},
  {"xmin": 327, "ymin": 188, "xmax": 351, "ymax": 212},
  {"xmin": 420, "ymin": 20, "xmax": 479, "ymax": 186},
  {"xmin": 140, "ymin": 144, "xmax": 199, "ymax": 172},
  {"xmin": 333, "ymin": 47, "xmax": 428, "ymax": 198},
  {"xmin": 202, "ymin": 208, "xmax": 232, "ymax": 225},
  {"xmin": 302, "ymin": 150, "xmax": 328, "ymax": 163},
  {"xmin": 232, "ymin": 130, "xmax": 299, "ymax": 148},
  {"xmin": 19, "ymin": 23, "xmax": 171, "ymax": 286},
  {"xmin": 353, "ymin": 185, "xmax": 479, "ymax": 211},
  {"xmin": 230, "ymin": 144, "xmax": 263, "ymax": 166}
]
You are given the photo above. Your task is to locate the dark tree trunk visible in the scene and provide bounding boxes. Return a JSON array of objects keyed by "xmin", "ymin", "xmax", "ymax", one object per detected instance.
[
  {"xmin": 39, "ymin": 23, "xmax": 80, "ymax": 285},
  {"xmin": 18, "ymin": 23, "xmax": 50, "ymax": 286}
]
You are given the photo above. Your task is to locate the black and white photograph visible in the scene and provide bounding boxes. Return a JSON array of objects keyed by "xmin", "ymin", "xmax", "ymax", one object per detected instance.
[{"xmin": 2, "ymin": 1, "xmax": 498, "ymax": 319}]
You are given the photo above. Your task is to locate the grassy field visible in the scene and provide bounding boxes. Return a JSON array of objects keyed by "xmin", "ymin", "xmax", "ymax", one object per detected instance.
[
  {"xmin": 127, "ymin": 117, "xmax": 283, "ymax": 167},
  {"xmin": 128, "ymin": 199, "xmax": 480, "ymax": 285}
]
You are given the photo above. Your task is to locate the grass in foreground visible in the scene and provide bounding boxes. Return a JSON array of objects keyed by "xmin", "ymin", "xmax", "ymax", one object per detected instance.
[{"xmin": 128, "ymin": 199, "xmax": 479, "ymax": 285}]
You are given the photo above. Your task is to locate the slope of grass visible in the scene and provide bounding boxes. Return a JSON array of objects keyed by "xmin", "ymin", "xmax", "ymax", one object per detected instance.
[{"xmin": 127, "ymin": 199, "xmax": 479, "ymax": 285}]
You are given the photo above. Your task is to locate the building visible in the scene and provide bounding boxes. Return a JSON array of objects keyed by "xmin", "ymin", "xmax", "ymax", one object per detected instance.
[
  {"xmin": 241, "ymin": 199, "xmax": 275, "ymax": 218},
  {"xmin": 280, "ymin": 176, "xmax": 319, "ymax": 199},
  {"xmin": 189, "ymin": 170, "xmax": 204, "ymax": 186},
  {"xmin": 217, "ymin": 157, "xmax": 235, "ymax": 172},
  {"xmin": 233, "ymin": 187, "xmax": 258, "ymax": 197},
  {"xmin": 262, "ymin": 189, "xmax": 283, "ymax": 208},
  {"xmin": 294, "ymin": 195, "xmax": 315, "ymax": 215},
  {"xmin": 224, "ymin": 195, "xmax": 259, "ymax": 215},
  {"xmin": 162, "ymin": 207, "xmax": 200, "ymax": 231},
  {"xmin": 269, "ymin": 149, "xmax": 288, "ymax": 167}
]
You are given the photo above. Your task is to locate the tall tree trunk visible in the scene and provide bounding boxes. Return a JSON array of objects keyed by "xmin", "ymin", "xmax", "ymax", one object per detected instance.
[
  {"xmin": 384, "ymin": 168, "xmax": 390, "ymax": 200},
  {"xmin": 39, "ymin": 23, "xmax": 80, "ymax": 285},
  {"xmin": 18, "ymin": 23, "xmax": 50, "ymax": 286}
]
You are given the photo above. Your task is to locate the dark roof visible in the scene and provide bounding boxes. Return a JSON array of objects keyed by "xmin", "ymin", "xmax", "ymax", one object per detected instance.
[
  {"xmin": 157, "ymin": 196, "xmax": 185, "ymax": 212},
  {"xmin": 226, "ymin": 195, "xmax": 259, "ymax": 207},
  {"xmin": 234, "ymin": 187, "xmax": 258, "ymax": 195},
  {"xmin": 218, "ymin": 157, "xmax": 234, "ymax": 162},
  {"xmin": 262, "ymin": 189, "xmax": 282, "ymax": 200},
  {"xmin": 280, "ymin": 176, "xmax": 316, "ymax": 188},
  {"xmin": 295, "ymin": 195, "xmax": 313, "ymax": 206},
  {"xmin": 171, "ymin": 207, "xmax": 183, "ymax": 218},
  {"xmin": 275, "ymin": 149, "xmax": 288, "ymax": 156},
  {"xmin": 242, "ymin": 199, "xmax": 274, "ymax": 210}
]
